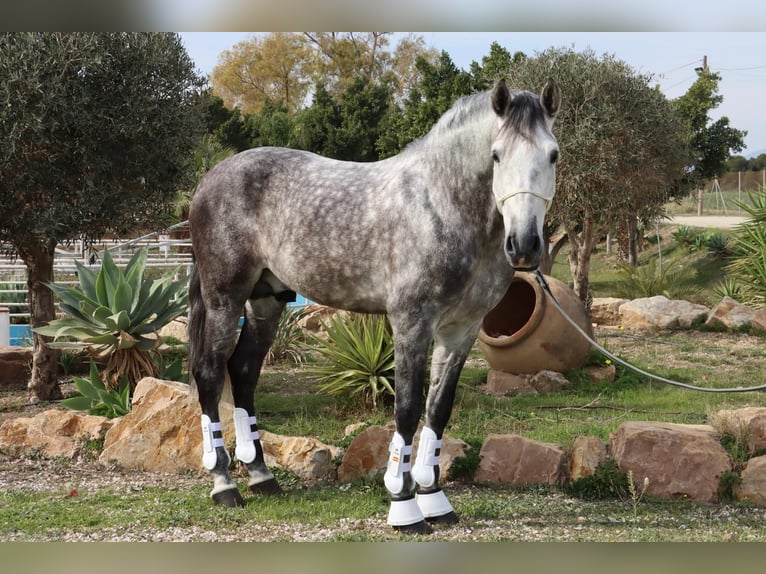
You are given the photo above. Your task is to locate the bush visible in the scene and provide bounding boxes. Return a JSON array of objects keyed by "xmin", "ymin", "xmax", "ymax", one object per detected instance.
[
  {"xmin": 565, "ymin": 459, "xmax": 630, "ymax": 501},
  {"xmin": 61, "ymin": 361, "xmax": 131, "ymax": 418},
  {"xmin": 726, "ymin": 189, "xmax": 766, "ymax": 308},
  {"xmin": 612, "ymin": 259, "xmax": 697, "ymax": 300},
  {"xmin": 266, "ymin": 306, "xmax": 311, "ymax": 365},
  {"xmin": 308, "ymin": 313, "xmax": 395, "ymax": 409}
]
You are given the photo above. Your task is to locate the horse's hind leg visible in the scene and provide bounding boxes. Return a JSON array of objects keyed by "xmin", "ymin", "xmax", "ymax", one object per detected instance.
[
  {"xmin": 189, "ymin": 271, "xmax": 250, "ymax": 507},
  {"xmin": 228, "ymin": 295, "xmax": 286, "ymax": 494},
  {"xmin": 412, "ymin": 320, "xmax": 481, "ymax": 525}
]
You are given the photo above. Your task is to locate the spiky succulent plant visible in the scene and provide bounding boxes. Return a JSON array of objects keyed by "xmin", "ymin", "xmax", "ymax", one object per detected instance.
[{"xmin": 35, "ymin": 247, "xmax": 188, "ymax": 389}]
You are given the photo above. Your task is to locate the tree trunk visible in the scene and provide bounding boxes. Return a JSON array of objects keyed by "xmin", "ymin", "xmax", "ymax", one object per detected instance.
[
  {"xmin": 697, "ymin": 188, "xmax": 704, "ymax": 216},
  {"xmin": 539, "ymin": 234, "xmax": 568, "ymax": 275},
  {"xmin": 567, "ymin": 215, "xmax": 597, "ymax": 303},
  {"xmin": 18, "ymin": 240, "xmax": 61, "ymax": 403},
  {"xmin": 617, "ymin": 216, "xmax": 639, "ymax": 266}
]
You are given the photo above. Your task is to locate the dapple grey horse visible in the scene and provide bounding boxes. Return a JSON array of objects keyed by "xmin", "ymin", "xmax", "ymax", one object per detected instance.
[{"xmin": 188, "ymin": 78, "xmax": 561, "ymax": 533}]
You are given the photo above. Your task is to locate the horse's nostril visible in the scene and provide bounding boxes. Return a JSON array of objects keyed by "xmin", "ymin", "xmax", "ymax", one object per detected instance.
[
  {"xmin": 505, "ymin": 234, "xmax": 517, "ymax": 256},
  {"xmin": 530, "ymin": 232, "xmax": 541, "ymax": 254}
]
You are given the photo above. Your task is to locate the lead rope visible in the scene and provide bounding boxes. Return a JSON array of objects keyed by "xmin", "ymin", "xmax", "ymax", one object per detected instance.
[{"xmin": 533, "ymin": 270, "xmax": 766, "ymax": 393}]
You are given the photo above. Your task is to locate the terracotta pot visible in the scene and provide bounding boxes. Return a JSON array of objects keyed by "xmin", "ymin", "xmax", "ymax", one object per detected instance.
[{"xmin": 477, "ymin": 272, "xmax": 594, "ymax": 374}]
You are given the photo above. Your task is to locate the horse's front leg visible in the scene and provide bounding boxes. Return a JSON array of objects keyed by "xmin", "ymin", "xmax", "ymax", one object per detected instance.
[
  {"xmin": 411, "ymin": 321, "xmax": 481, "ymax": 525},
  {"xmin": 384, "ymin": 313, "xmax": 434, "ymax": 533}
]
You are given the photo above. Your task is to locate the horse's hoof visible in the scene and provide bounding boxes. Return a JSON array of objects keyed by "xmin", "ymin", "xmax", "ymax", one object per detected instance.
[
  {"xmin": 212, "ymin": 488, "xmax": 245, "ymax": 507},
  {"xmin": 249, "ymin": 478, "xmax": 282, "ymax": 495},
  {"xmin": 392, "ymin": 520, "xmax": 432, "ymax": 535},
  {"xmin": 426, "ymin": 510, "xmax": 459, "ymax": 526}
]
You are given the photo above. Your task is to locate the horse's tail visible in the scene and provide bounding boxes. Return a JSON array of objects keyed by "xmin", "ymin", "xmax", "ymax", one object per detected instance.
[{"xmin": 187, "ymin": 264, "xmax": 204, "ymax": 398}]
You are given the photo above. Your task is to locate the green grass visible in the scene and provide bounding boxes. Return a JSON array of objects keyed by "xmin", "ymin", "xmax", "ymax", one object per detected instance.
[{"xmin": 3, "ymin": 479, "xmax": 765, "ymax": 541}]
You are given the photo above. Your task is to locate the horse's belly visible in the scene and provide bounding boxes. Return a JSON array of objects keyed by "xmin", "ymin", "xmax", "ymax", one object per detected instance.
[{"xmin": 269, "ymin": 259, "xmax": 389, "ymax": 314}]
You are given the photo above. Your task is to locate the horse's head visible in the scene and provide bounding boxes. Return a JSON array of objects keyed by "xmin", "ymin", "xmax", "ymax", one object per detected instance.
[{"xmin": 490, "ymin": 78, "xmax": 561, "ymax": 271}]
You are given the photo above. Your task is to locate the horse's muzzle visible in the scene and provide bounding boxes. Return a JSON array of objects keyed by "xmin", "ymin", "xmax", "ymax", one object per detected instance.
[{"xmin": 505, "ymin": 229, "xmax": 542, "ymax": 271}]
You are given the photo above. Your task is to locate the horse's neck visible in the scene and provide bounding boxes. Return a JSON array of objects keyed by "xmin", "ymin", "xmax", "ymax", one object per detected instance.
[{"xmin": 419, "ymin": 108, "xmax": 498, "ymax": 226}]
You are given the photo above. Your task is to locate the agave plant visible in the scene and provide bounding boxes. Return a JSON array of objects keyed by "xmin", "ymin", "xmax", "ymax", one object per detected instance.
[
  {"xmin": 61, "ymin": 360, "xmax": 131, "ymax": 419},
  {"xmin": 308, "ymin": 312, "xmax": 395, "ymax": 409},
  {"xmin": 35, "ymin": 247, "xmax": 188, "ymax": 390}
]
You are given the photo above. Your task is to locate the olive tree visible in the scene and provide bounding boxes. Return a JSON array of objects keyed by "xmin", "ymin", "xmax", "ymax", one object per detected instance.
[
  {"xmin": 505, "ymin": 47, "xmax": 690, "ymax": 300},
  {"xmin": 0, "ymin": 33, "xmax": 205, "ymax": 401}
]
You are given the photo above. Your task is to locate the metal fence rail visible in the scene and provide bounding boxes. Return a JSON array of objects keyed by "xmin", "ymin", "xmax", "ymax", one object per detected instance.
[{"xmin": 1, "ymin": 222, "xmax": 193, "ymax": 346}]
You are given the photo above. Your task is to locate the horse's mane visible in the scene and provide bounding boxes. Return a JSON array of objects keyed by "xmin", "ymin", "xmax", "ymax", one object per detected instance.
[{"xmin": 407, "ymin": 87, "xmax": 544, "ymax": 153}]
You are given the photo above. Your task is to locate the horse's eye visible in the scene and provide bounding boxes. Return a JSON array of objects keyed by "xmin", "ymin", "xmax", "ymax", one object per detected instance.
[
  {"xmin": 550, "ymin": 149, "xmax": 559, "ymax": 164},
  {"xmin": 491, "ymin": 150, "xmax": 500, "ymax": 163}
]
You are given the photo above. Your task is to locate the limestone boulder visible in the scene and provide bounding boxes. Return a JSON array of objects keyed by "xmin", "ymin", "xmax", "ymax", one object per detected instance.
[
  {"xmin": 484, "ymin": 370, "xmax": 537, "ymax": 396},
  {"xmin": 337, "ymin": 421, "xmax": 468, "ymax": 483},
  {"xmin": 712, "ymin": 407, "xmax": 766, "ymax": 452},
  {"xmin": 583, "ymin": 364, "xmax": 616, "ymax": 384},
  {"xmin": 158, "ymin": 317, "xmax": 188, "ymax": 343},
  {"xmin": 569, "ymin": 436, "xmax": 608, "ymax": 481},
  {"xmin": 619, "ymin": 296, "xmax": 710, "ymax": 330},
  {"xmin": 738, "ymin": 455, "xmax": 766, "ymax": 505},
  {"xmin": 100, "ymin": 377, "xmax": 341, "ymax": 481},
  {"xmin": 751, "ymin": 308, "xmax": 766, "ymax": 333},
  {"xmin": 483, "ymin": 369, "xmax": 570, "ymax": 397},
  {"xmin": 529, "ymin": 370, "xmax": 571, "ymax": 394},
  {"xmin": 260, "ymin": 432, "xmax": 343, "ymax": 482},
  {"xmin": 609, "ymin": 421, "xmax": 730, "ymax": 502},
  {"xmin": 0, "ymin": 345, "xmax": 32, "ymax": 389},
  {"xmin": 705, "ymin": 297, "xmax": 754, "ymax": 330},
  {"xmin": 590, "ymin": 297, "xmax": 629, "ymax": 326},
  {"xmin": 474, "ymin": 434, "xmax": 567, "ymax": 486},
  {"xmin": 0, "ymin": 409, "xmax": 115, "ymax": 458}
]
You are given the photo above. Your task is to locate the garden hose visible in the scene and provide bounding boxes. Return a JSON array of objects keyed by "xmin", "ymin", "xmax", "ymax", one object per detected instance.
[{"xmin": 533, "ymin": 270, "xmax": 766, "ymax": 393}]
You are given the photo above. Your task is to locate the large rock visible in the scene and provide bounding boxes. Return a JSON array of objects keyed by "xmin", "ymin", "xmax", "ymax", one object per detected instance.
[
  {"xmin": 590, "ymin": 297, "xmax": 629, "ymax": 326},
  {"xmin": 483, "ymin": 370, "xmax": 570, "ymax": 397},
  {"xmin": 0, "ymin": 345, "xmax": 32, "ymax": 389},
  {"xmin": 712, "ymin": 407, "xmax": 766, "ymax": 451},
  {"xmin": 609, "ymin": 421, "xmax": 730, "ymax": 502},
  {"xmin": 751, "ymin": 308, "xmax": 766, "ymax": 333},
  {"xmin": 337, "ymin": 422, "xmax": 468, "ymax": 483},
  {"xmin": 474, "ymin": 434, "xmax": 567, "ymax": 486},
  {"xmin": 619, "ymin": 296, "xmax": 710, "ymax": 330},
  {"xmin": 100, "ymin": 377, "xmax": 341, "ymax": 481},
  {"xmin": 158, "ymin": 317, "xmax": 188, "ymax": 343},
  {"xmin": 569, "ymin": 435, "xmax": 608, "ymax": 481},
  {"xmin": 705, "ymin": 297, "xmax": 754, "ymax": 330},
  {"xmin": 0, "ymin": 409, "xmax": 115, "ymax": 458},
  {"xmin": 738, "ymin": 455, "xmax": 766, "ymax": 505}
]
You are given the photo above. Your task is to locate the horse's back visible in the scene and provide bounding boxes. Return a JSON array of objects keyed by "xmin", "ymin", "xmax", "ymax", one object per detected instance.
[{"xmin": 190, "ymin": 147, "xmax": 398, "ymax": 311}]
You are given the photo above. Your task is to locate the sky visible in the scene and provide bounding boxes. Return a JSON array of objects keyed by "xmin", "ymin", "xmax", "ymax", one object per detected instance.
[{"xmin": 179, "ymin": 31, "xmax": 766, "ymax": 157}]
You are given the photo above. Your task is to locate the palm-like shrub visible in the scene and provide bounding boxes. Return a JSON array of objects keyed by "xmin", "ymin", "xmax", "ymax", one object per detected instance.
[
  {"xmin": 308, "ymin": 313, "xmax": 395, "ymax": 409},
  {"xmin": 61, "ymin": 360, "xmax": 131, "ymax": 418},
  {"xmin": 35, "ymin": 247, "xmax": 188, "ymax": 390},
  {"xmin": 612, "ymin": 259, "xmax": 698, "ymax": 300},
  {"xmin": 727, "ymin": 189, "xmax": 766, "ymax": 308},
  {"xmin": 265, "ymin": 306, "xmax": 311, "ymax": 365}
]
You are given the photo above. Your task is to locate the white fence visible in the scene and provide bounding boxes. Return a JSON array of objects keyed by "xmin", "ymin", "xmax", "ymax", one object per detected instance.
[{"xmin": 0, "ymin": 221, "xmax": 193, "ymax": 346}]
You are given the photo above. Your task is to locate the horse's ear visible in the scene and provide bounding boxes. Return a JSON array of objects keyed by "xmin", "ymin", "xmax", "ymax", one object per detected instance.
[
  {"xmin": 541, "ymin": 78, "xmax": 561, "ymax": 119},
  {"xmin": 492, "ymin": 79, "xmax": 511, "ymax": 116}
]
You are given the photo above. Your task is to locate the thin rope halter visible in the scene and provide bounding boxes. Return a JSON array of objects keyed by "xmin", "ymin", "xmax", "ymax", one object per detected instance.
[{"xmin": 495, "ymin": 189, "xmax": 554, "ymax": 214}]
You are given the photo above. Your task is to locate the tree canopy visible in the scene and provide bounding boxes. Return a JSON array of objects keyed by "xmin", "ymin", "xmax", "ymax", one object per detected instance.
[
  {"xmin": 0, "ymin": 32, "xmax": 205, "ymax": 401},
  {"xmin": 503, "ymin": 47, "xmax": 691, "ymax": 298},
  {"xmin": 675, "ymin": 68, "xmax": 746, "ymax": 188},
  {"xmin": 209, "ymin": 32, "xmax": 438, "ymax": 116},
  {"xmin": 0, "ymin": 32, "xmax": 206, "ymax": 252}
]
